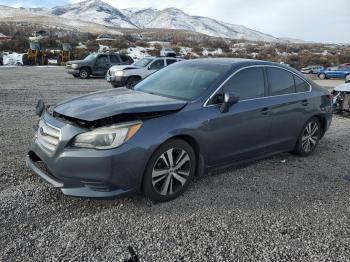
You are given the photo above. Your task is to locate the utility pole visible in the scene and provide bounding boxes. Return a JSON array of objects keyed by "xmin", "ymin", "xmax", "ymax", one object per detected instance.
[{"xmin": 284, "ymin": 41, "xmax": 289, "ymax": 64}]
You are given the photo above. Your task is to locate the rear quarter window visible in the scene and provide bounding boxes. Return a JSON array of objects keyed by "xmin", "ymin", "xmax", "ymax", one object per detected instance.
[
  {"xmin": 294, "ymin": 75, "xmax": 310, "ymax": 93},
  {"xmin": 268, "ymin": 67, "xmax": 295, "ymax": 96}
]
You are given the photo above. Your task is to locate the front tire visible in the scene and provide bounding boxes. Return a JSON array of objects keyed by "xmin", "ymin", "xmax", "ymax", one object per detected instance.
[
  {"xmin": 318, "ymin": 73, "xmax": 326, "ymax": 80},
  {"xmin": 126, "ymin": 77, "xmax": 140, "ymax": 89},
  {"xmin": 79, "ymin": 68, "xmax": 90, "ymax": 79},
  {"xmin": 143, "ymin": 139, "xmax": 196, "ymax": 202},
  {"xmin": 294, "ymin": 117, "xmax": 322, "ymax": 157}
]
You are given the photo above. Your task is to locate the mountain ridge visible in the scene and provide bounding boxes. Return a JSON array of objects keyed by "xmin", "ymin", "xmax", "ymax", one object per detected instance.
[{"xmin": 0, "ymin": 0, "xmax": 304, "ymax": 42}]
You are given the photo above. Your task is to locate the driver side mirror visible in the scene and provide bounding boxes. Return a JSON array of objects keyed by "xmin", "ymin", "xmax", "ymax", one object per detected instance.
[{"xmin": 219, "ymin": 92, "xmax": 239, "ymax": 113}]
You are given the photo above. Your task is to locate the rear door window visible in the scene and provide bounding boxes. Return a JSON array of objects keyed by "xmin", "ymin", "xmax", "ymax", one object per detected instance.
[
  {"xmin": 268, "ymin": 67, "xmax": 295, "ymax": 96},
  {"xmin": 222, "ymin": 67, "xmax": 265, "ymax": 100},
  {"xmin": 110, "ymin": 55, "xmax": 120, "ymax": 63},
  {"xmin": 166, "ymin": 59, "xmax": 177, "ymax": 66},
  {"xmin": 294, "ymin": 76, "xmax": 310, "ymax": 92},
  {"xmin": 120, "ymin": 54, "xmax": 133, "ymax": 63}
]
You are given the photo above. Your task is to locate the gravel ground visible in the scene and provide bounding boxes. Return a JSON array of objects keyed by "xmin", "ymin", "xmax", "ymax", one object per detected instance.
[{"xmin": 0, "ymin": 67, "xmax": 350, "ymax": 261}]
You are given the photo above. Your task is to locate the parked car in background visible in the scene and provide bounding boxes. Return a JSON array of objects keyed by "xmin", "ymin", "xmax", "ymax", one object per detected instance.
[
  {"xmin": 318, "ymin": 66, "xmax": 350, "ymax": 81},
  {"xmin": 66, "ymin": 53, "xmax": 133, "ymax": 79},
  {"xmin": 300, "ymin": 65, "xmax": 324, "ymax": 74},
  {"xmin": 160, "ymin": 48, "xmax": 176, "ymax": 57},
  {"xmin": 27, "ymin": 59, "xmax": 332, "ymax": 202},
  {"xmin": 106, "ymin": 57, "xmax": 183, "ymax": 88},
  {"xmin": 331, "ymin": 80, "xmax": 350, "ymax": 113}
]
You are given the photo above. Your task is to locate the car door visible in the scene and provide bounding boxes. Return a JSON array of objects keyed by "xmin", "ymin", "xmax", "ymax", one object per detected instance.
[
  {"xmin": 146, "ymin": 59, "xmax": 165, "ymax": 77},
  {"xmin": 265, "ymin": 67, "xmax": 311, "ymax": 151},
  {"xmin": 202, "ymin": 67, "xmax": 273, "ymax": 166},
  {"xmin": 327, "ymin": 67, "xmax": 339, "ymax": 78},
  {"xmin": 93, "ymin": 54, "xmax": 110, "ymax": 76}
]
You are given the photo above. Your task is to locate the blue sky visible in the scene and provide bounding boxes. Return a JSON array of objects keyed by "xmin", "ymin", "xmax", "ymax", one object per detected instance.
[{"xmin": 0, "ymin": 0, "xmax": 349, "ymax": 43}]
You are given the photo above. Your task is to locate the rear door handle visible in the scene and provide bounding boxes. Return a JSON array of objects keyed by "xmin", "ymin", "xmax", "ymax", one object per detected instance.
[
  {"xmin": 301, "ymin": 99, "xmax": 309, "ymax": 106},
  {"xmin": 261, "ymin": 107, "xmax": 270, "ymax": 115}
]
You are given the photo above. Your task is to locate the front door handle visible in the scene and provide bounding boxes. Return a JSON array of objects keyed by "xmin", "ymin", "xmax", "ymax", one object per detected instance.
[{"xmin": 261, "ymin": 107, "xmax": 270, "ymax": 115}]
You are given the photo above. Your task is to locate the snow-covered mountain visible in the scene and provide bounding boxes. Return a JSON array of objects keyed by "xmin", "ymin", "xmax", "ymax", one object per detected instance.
[
  {"xmin": 50, "ymin": 0, "xmax": 137, "ymax": 28},
  {"xmin": 0, "ymin": 0, "xmax": 299, "ymax": 42},
  {"xmin": 44, "ymin": 0, "xmax": 281, "ymax": 42}
]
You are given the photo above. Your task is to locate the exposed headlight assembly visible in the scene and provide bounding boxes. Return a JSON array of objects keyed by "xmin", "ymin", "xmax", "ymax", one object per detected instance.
[
  {"xmin": 115, "ymin": 70, "xmax": 124, "ymax": 77},
  {"xmin": 72, "ymin": 122, "xmax": 142, "ymax": 149},
  {"xmin": 71, "ymin": 64, "xmax": 79, "ymax": 69}
]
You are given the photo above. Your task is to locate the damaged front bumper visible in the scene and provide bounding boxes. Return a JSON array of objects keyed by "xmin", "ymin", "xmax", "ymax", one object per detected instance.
[
  {"xmin": 106, "ymin": 74, "xmax": 128, "ymax": 87},
  {"xmin": 26, "ymin": 112, "xmax": 149, "ymax": 198}
]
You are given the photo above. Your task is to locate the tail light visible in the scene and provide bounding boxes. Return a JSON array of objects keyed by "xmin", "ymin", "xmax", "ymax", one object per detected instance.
[{"xmin": 326, "ymin": 91, "xmax": 333, "ymax": 101}]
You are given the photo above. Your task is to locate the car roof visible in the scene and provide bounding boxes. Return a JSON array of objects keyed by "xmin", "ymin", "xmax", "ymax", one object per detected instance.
[
  {"xmin": 141, "ymin": 56, "xmax": 181, "ymax": 60},
  {"xmin": 181, "ymin": 58, "xmax": 292, "ymax": 69}
]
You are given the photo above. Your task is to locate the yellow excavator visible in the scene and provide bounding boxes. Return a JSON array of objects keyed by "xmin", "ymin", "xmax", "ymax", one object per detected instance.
[
  {"xmin": 22, "ymin": 36, "xmax": 48, "ymax": 66},
  {"xmin": 57, "ymin": 43, "xmax": 73, "ymax": 65}
]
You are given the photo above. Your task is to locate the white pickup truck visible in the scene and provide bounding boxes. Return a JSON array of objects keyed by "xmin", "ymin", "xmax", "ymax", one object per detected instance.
[{"xmin": 106, "ymin": 56, "xmax": 183, "ymax": 88}]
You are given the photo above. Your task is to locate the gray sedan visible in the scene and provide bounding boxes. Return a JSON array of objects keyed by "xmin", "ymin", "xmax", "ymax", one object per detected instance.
[{"xmin": 27, "ymin": 59, "xmax": 333, "ymax": 202}]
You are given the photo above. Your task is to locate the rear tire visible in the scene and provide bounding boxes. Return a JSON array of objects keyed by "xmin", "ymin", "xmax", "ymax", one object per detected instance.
[
  {"xmin": 79, "ymin": 68, "xmax": 90, "ymax": 79},
  {"xmin": 293, "ymin": 117, "xmax": 322, "ymax": 157},
  {"xmin": 142, "ymin": 139, "xmax": 196, "ymax": 202}
]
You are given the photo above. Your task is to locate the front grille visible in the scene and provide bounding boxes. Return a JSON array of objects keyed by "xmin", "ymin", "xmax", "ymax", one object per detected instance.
[
  {"xmin": 66, "ymin": 64, "xmax": 72, "ymax": 69},
  {"xmin": 37, "ymin": 120, "xmax": 61, "ymax": 152}
]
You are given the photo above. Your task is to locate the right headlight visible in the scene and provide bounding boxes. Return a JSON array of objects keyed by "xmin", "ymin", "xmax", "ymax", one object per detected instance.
[
  {"xmin": 71, "ymin": 64, "xmax": 79, "ymax": 69},
  {"xmin": 72, "ymin": 121, "xmax": 142, "ymax": 150},
  {"xmin": 115, "ymin": 70, "xmax": 124, "ymax": 77}
]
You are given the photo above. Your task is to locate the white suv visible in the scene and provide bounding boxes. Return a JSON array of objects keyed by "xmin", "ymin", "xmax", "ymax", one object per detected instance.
[{"xmin": 106, "ymin": 57, "xmax": 183, "ymax": 88}]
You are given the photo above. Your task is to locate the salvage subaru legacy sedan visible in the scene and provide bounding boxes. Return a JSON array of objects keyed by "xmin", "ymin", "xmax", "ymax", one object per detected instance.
[{"xmin": 26, "ymin": 59, "xmax": 332, "ymax": 202}]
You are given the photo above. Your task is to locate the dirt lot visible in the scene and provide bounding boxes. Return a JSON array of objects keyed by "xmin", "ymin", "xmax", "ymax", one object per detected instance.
[{"xmin": 0, "ymin": 67, "xmax": 349, "ymax": 261}]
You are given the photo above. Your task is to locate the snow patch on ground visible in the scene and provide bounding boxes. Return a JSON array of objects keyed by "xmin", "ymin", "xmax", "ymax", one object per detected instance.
[{"xmin": 2, "ymin": 52, "xmax": 24, "ymax": 66}]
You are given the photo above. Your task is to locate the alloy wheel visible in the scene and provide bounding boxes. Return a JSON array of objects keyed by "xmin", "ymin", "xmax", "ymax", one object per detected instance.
[
  {"xmin": 80, "ymin": 70, "xmax": 89, "ymax": 79},
  {"xmin": 301, "ymin": 121, "xmax": 319, "ymax": 153},
  {"xmin": 152, "ymin": 148, "xmax": 191, "ymax": 196}
]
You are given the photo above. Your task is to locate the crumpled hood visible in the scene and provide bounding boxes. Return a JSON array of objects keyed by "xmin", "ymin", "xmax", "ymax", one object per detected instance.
[
  {"xmin": 334, "ymin": 83, "xmax": 350, "ymax": 92},
  {"xmin": 54, "ymin": 88, "xmax": 187, "ymax": 122}
]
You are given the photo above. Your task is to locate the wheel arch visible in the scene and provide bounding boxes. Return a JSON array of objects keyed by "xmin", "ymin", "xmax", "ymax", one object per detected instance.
[
  {"xmin": 313, "ymin": 114, "xmax": 327, "ymax": 138},
  {"xmin": 127, "ymin": 75, "xmax": 142, "ymax": 81},
  {"xmin": 80, "ymin": 66, "xmax": 91, "ymax": 73},
  {"xmin": 170, "ymin": 134, "xmax": 206, "ymax": 177}
]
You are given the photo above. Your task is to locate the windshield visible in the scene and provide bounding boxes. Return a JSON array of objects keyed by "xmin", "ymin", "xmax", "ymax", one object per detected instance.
[
  {"xmin": 134, "ymin": 62, "xmax": 231, "ymax": 100},
  {"xmin": 84, "ymin": 53, "xmax": 98, "ymax": 61},
  {"xmin": 133, "ymin": 58, "xmax": 153, "ymax": 67}
]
